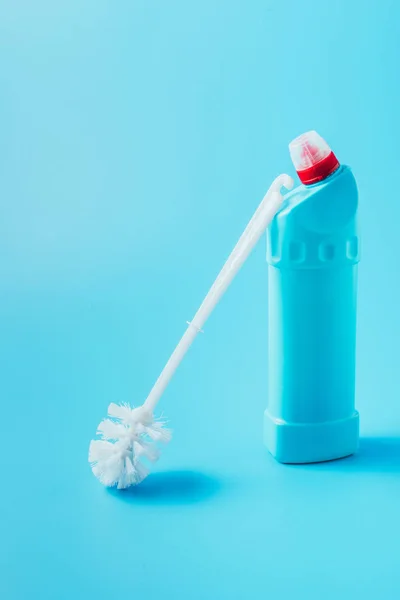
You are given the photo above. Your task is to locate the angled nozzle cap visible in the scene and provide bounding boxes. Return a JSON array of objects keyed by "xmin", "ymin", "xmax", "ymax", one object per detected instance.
[{"xmin": 289, "ymin": 130, "xmax": 340, "ymax": 185}]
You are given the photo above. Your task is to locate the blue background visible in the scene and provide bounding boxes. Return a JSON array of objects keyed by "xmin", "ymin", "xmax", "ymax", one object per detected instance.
[{"xmin": 1, "ymin": 1, "xmax": 400, "ymax": 598}]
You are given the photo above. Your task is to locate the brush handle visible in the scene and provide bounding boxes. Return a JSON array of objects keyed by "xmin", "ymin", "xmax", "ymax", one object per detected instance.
[{"xmin": 143, "ymin": 174, "xmax": 293, "ymax": 413}]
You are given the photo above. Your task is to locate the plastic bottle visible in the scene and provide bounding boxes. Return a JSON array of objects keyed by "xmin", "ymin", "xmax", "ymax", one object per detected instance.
[{"xmin": 264, "ymin": 131, "xmax": 360, "ymax": 463}]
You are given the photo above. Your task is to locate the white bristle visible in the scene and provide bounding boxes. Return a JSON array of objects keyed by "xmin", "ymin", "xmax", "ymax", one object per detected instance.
[
  {"xmin": 88, "ymin": 403, "xmax": 172, "ymax": 489},
  {"xmin": 133, "ymin": 460, "xmax": 150, "ymax": 485},
  {"xmin": 89, "ymin": 439, "xmax": 114, "ymax": 463},
  {"xmin": 133, "ymin": 440, "xmax": 161, "ymax": 463},
  {"xmin": 97, "ymin": 419, "xmax": 128, "ymax": 441},
  {"xmin": 107, "ymin": 402, "xmax": 134, "ymax": 421},
  {"xmin": 92, "ymin": 449, "xmax": 125, "ymax": 487},
  {"xmin": 146, "ymin": 421, "xmax": 173, "ymax": 443}
]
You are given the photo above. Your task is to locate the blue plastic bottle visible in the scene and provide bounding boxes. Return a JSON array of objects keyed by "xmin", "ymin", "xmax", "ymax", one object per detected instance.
[{"xmin": 264, "ymin": 131, "xmax": 360, "ymax": 463}]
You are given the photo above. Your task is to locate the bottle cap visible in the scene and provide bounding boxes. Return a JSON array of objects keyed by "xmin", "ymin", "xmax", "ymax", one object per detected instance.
[{"xmin": 289, "ymin": 131, "xmax": 340, "ymax": 185}]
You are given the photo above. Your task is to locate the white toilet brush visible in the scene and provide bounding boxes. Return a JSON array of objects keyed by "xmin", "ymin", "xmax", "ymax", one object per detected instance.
[{"xmin": 89, "ymin": 173, "xmax": 293, "ymax": 489}]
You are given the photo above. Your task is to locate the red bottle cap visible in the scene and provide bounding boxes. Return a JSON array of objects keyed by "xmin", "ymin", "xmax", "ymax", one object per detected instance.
[{"xmin": 289, "ymin": 131, "xmax": 340, "ymax": 185}]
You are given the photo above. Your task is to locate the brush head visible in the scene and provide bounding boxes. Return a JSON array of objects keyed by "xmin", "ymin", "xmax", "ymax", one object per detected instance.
[{"xmin": 89, "ymin": 403, "xmax": 172, "ymax": 489}]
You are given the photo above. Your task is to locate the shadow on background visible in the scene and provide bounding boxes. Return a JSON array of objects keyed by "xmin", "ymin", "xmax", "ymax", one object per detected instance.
[
  {"xmin": 108, "ymin": 470, "xmax": 223, "ymax": 505},
  {"xmin": 305, "ymin": 437, "xmax": 400, "ymax": 473}
]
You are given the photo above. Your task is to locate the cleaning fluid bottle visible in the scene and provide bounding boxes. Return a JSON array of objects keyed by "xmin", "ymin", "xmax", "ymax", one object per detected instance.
[{"xmin": 264, "ymin": 131, "xmax": 360, "ymax": 463}]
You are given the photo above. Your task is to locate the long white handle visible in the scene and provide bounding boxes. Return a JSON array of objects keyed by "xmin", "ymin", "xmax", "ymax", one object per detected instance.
[{"xmin": 143, "ymin": 173, "xmax": 294, "ymax": 412}]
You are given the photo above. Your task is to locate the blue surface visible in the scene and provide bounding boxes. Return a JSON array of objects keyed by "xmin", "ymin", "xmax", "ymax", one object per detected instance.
[{"xmin": 1, "ymin": 1, "xmax": 400, "ymax": 598}]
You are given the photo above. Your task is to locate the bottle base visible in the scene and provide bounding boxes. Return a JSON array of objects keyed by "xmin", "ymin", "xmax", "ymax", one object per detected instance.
[{"xmin": 264, "ymin": 410, "xmax": 359, "ymax": 464}]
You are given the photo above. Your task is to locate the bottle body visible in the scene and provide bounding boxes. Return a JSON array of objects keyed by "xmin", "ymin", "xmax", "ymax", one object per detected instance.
[{"xmin": 264, "ymin": 165, "xmax": 359, "ymax": 463}]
